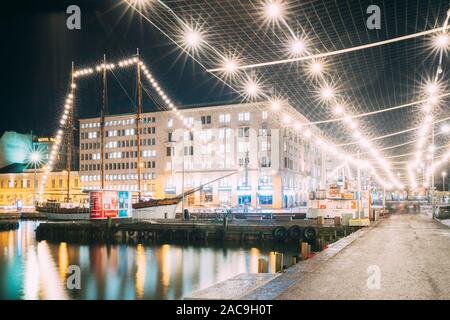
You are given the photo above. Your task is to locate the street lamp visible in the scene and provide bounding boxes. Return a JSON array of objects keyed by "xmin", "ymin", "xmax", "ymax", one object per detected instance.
[
  {"xmin": 29, "ymin": 151, "xmax": 41, "ymax": 204},
  {"xmin": 442, "ymin": 171, "xmax": 447, "ymax": 192},
  {"xmin": 30, "ymin": 151, "xmax": 41, "ymax": 163}
]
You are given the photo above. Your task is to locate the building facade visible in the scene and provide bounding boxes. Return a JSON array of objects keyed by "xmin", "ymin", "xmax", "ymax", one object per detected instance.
[
  {"xmin": 78, "ymin": 102, "xmax": 329, "ymax": 209},
  {"xmin": 0, "ymin": 170, "xmax": 81, "ymax": 207}
]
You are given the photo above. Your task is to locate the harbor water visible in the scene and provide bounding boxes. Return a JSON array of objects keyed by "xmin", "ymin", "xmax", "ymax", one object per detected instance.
[{"xmin": 0, "ymin": 220, "xmax": 299, "ymax": 300}]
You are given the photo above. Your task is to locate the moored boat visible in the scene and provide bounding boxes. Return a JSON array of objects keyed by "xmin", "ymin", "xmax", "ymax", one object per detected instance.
[
  {"xmin": 36, "ymin": 200, "xmax": 90, "ymax": 220},
  {"xmin": 37, "ymin": 190, "xmax": 133, "ymax": 221},
  {"xmin": 131, "ymin": 170, "xmax": 241, "ymax": 221},
  {"xmin": 132, "ymin": 198, "xmax": 179, "ymax": 220}
]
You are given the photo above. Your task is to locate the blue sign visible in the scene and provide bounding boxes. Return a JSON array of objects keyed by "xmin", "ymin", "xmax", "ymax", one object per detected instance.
[{"xmin": 118, "ymin": 191, "xmax": 130, "ymax": 217}]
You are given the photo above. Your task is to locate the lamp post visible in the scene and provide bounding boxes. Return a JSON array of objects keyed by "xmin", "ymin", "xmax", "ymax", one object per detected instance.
[
  {"xmin": 431, "ymin": 124, "xmax": 435, "ymax": 218},
  {"xmin": 442, "ymin": 171, "xmax": 447, "ymax": 192},
  {"xmin": 30, "ymin": 151, "xmax": 41, "ymax": 205},
  {"xmin": 181, "ymin": 127, "xmax": 185, "ymax": 217}
]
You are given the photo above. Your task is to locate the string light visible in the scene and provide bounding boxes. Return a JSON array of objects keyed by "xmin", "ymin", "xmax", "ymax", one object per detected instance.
[
  {"xmin": 269, "ymin": 97, "xmax": 282, "ymax": 111},
  {"xmin": 442, "ymin": 123, "xmax": 450, "ymax": 134},
  {"xmin": 124, "ymin": 0, "xmax": 413, "ymax": 191},
  {"xmin": 288, "ymin": 37, "xmax": 307, "ymax": 57},
  {"xmin": 39, "ymin": 54, "xmax": 210, "ymax": 198},
  {"xmin": 242, "ymin": 78, "xmax": 261, "ymax": 100},
  {"xmin": 334, "ymin": 104, "xmax": 344, "ymax": 115},
  {"xmin": 130, "ymin": 0, "xmax": 150, "ymax": 7},
  {"xmin": 262, "ymin": 0, "xmax": 285, "ymax": 23},
  {"xmin": 182, "ymin": 26, "xmax": 204, "ymax": 51},
  {"xmin": 319, "ymin": 85, "xmax": 335, "ymax": 101},
  {"xmin": 433, "ymin": 33, "xmax": 449, "ymax": 51},
  {"xmin": 222, "ymin": 57, "xmax": 239, "ymax": 76},
  {"xmin": 309, "ymin": 60, "xmax": 324, "ymax": 76},
  {"xmin": 425, "ymin": 81, "xmax": 440, "ymax": 96}
]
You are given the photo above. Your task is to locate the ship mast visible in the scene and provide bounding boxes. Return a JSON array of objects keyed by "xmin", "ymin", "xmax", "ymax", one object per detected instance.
[
  {"xmin": 136, "ymin": 49, "xmax": 143, "ymax": 201},
  {"xmin": 100, "ymin": 54, "xmax": 108, "ymax": 190},
  {"xmin": 66, "ymin": 62, "xmax": 75, "ymax": 202}
]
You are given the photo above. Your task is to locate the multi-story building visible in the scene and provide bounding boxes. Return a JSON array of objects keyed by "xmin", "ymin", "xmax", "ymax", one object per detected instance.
[
  {"xmin": 0, "ymin": 170, "xmax": 81, "ymax": 207},
  {"xmin": 78, "ymin": 102, "xmax": 331, "ymax": 209}
]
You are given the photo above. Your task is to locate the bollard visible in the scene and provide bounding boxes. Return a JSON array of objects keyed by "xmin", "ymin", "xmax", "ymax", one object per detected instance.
[
  {"xmin": 275, "ymin": 252, "xmax": 284, "ymax": 272},
  {"xmin": 316, "ymin": 237, "xmax": 323, "ymax": 251},
  {"xmin": 317, "ymin": 216, "xmax": 324, "ymax": 225},
  {"xmin": 334, "ymin": 216, "xmax": 341, "ymax": 226},
  {"xmin": 290, "ymin": 256, "xmax": 297, "ymax": 266},
  {"xmin": 301, "ymin": 242, "xmax": 309, "ymax": 260},
  {"xmin": 223, "ymin": 216, "xmax": 228, "ymax": 230},
  {"xmin": 183, "ymin": 209, "xmax": 190, "ymax": 221},
  {"xmin": 258, "ymin": 258, "xmax": 269, "ymax": 273}
]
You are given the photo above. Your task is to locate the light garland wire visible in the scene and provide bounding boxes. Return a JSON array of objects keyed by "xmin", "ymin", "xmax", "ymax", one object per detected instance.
[
  {"xmin": 123, "ymin": 0, "xmax": 402, "ymax": 189},
  {"xmin": 409, "ymin": 8, "xmax": 450, "ymax": 189},
  {"xmin": 37, "ymin": 55, "xmax": 204, "ymax": 200}
]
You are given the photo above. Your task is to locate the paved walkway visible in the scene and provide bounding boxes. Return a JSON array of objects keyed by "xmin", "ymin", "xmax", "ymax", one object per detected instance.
[{"xmin": 276, "ymin": 213, "xmax": 450, "ymax": 299}]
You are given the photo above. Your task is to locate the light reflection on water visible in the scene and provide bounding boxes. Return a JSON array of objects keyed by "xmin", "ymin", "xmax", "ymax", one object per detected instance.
[{"xmin": 0, "ymin": 221, "xmax": 298, "ymax": 300}]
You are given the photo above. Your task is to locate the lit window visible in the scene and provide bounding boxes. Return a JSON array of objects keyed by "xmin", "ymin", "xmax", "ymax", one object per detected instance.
[
  {"xmin": 183, "ymin": 117, "xmax": 194, "ymax": 125},
  {"xmin": 259, "ymin": 176, "xmax": 272, "ymax": 186},
  {"xmin": 201, "ymin": 129, "xmax": 212, "ymax": 141},
  {"xmin": 219, "ymin": 113, "xmax": 231, "ymax": 123},
  {"xmin": 238, "ymin": 112, "xmax": 250, "ymax": 121},
  {"xmin": 219, "ymin": 128, "xmax": 232, "ymax": 138},
  {"xmin": 202, "ymin": 160, "xmax": 212, "ymax": 169},
  {"xmin": 238, "ymin": 142, "xmax": 249, "ymax": 153},
  {"xmin": 262, "ymin": 111, "xmax": 268, "ymax": 120},
  {"xmin": 202, "ymin": 144, "xmax": 212, "ymax": 155}
]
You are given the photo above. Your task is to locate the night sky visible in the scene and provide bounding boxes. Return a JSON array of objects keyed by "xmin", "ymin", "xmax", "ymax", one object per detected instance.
[{"xmin": 0, "ymin": 0, "xmax": 237, "ymax": 137}]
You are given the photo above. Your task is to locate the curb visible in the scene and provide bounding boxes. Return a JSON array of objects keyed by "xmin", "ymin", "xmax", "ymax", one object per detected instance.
[{"xmin": 240, "ymin": 217, "xmax": 387, "ymax": 300}]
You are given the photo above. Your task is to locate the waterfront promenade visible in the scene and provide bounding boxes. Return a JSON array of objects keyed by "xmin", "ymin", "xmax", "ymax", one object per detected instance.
[{"xmin": 275, "ymin": 212, "xmax": 450, "ymax": 299}]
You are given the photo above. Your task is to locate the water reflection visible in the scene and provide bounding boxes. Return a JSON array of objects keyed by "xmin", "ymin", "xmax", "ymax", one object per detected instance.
[{"xmin": 0, "ymin": 221, "xmax": 298, "ymax": 300}]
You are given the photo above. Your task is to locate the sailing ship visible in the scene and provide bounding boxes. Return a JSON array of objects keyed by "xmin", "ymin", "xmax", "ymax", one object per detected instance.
[
  {"xmin": 36, "ymin": 200, "xmax": 90, "ymax": 220},
  {"xmin": 131, "ymin": 170, "xmax": 240, "ymax": 220},
  {"xmin": 38, "ymin": 51, "xmax": 241, "ymax": 221},
  {"xmin": 36, "ymin": 62, "xmax": 92, "ymax": 220}
]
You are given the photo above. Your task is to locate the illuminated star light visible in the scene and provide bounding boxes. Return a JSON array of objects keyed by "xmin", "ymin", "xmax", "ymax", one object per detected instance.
[
  {"xmin": 432, "ymin": 32, "xmax": 450, "ymax": 52},
  {"xmin": 319, "ymin": 85, "xmax": 335, "ymax": 102},
  {"xmin": 128, "ymin": 0, "xmax": 152, "ymax": 10},
  {"xmin": 425, "ymin": 81, "xmax": 440, "ymax": 96},
  {"xmin": 27, "ymin": 149, "xmax": 44, "ymax": 167},
  {"xmin": 334, "ymin": 103, "xmax": 344, "ymax": 115},
  {"xmin": 288, "ymin": 37, "xmax": 307, "ymax": 57},
  {"xmin": 308, "ymin": 60, "xmax": 325, "ymax": 77},
  {"xmin": 243, "ymin": 78, "xmax": 262, "ymax": 100},
  {"xmin": 221, "ymin": 56, "xmax": 240, "ymax": 78},
  {"xmin": 441, "ymin": 123, "xmax": 450, "ymax": 134},
  {"xmin": 181, "ymin": 25, "xmax": 204, "ymax": 53},
  {"xmin": 263, "ymin": 0, "xmax": 285, "ymax": 23},
  {"xmin": 269, "ymin": 96, "xmax": 283, "ymax": 111}
]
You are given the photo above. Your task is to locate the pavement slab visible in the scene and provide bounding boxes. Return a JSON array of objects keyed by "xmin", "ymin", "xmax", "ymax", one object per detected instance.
[{"xmin": 275, "ymin": 213, "xmax": 450, "ymax": 300}]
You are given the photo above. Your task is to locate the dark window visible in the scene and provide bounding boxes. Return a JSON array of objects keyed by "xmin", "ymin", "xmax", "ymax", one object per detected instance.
[
  {"xmin": 184, "ymin": 146, "xmax": 194, "ymax": 156},
  {"xmin": 239, "ymin": 127, "xmax": 250, "ymax": 138},
  {"xmin": 201, "ymin": 115, "xmax": 211, "ymax": 124}
]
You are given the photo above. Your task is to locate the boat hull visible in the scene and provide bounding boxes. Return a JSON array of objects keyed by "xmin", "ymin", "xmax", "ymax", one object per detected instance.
[
  {"xmin": 132, "ymin": 204, "xmax": 177, "ymax": 220},
  {"xmin": 45, "ymin": 212, "xmax": 90, "ymax": 221}
]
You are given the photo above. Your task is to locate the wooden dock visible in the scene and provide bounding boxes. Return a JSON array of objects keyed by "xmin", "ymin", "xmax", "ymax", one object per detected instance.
[
  {"xmin": 35, "ymin": 218, "xmax": 361, "ymax": 245},
  {"xmin": 0, "ymin": 220, "xmax": 19, "ymax": 231}
]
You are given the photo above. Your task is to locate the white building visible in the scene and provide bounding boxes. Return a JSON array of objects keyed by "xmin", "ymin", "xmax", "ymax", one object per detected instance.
[{"xmin": 78, "ymin": 101, "xmax": 331, "ymax": 209}]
